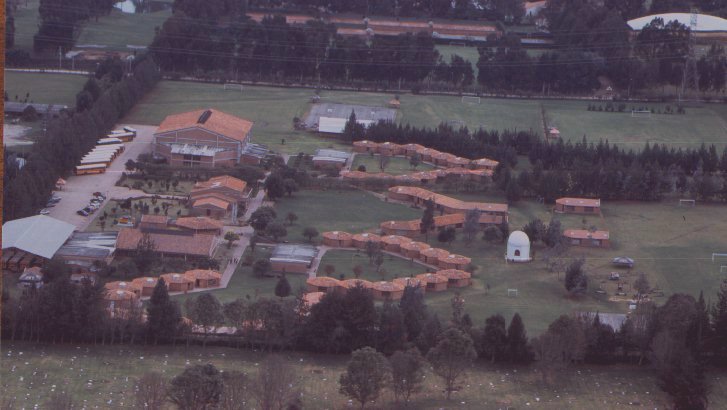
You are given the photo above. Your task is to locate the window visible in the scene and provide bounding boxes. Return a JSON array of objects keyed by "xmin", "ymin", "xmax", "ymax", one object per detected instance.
[
  {"xmin": 566, "ymin": 205, "xmax": 575, "ymax": 212},
  {"xmin": 592, "ymin": 239, "xmax": 600, "ymax": 246},
  {"xmin": 571, "ymin": 239, "xmax": 581, "ymax": 245},
  {"xmin": 514, "ymin": 249, "xmax": 521, "ymax": 257}
]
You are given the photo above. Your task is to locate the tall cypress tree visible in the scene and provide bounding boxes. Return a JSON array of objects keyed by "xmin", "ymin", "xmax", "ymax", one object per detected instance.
[
  {"xmin": 420, "ymin": 199, "xmax": 435, "ymax": 240},
  {"xmin": 146, "ymin": 278, "xmax": 181, "ymax": 344},
  {"xmin": 507, "ymin": 313, "xmax": 532, "ymax": 364},
  {"xmin": 711, "ymin": 288, "xmax": 727, "ymax": 363}
]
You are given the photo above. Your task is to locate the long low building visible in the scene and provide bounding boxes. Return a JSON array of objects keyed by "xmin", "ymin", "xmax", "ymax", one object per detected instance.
[
  {"xmin": 115, "ymin": 228, "xmax": 217, "ymax": 259},
  {"xmin": 387, "ymin": 186, "xmax": 508, "ymax": 220},
  {"xmin": 269, "ymin": 244, "xmax": 319, "ymax": 274},
  {"xmin": 563, "ymin": 229, "xmax": 610, "ymax": 248},
  {"xmin": 555, "ymin": 197, "xmax": 601, "ymax": 214},
  {"xmin": 55, "ymin": 231, "xmax": 118, "ymax": 273},
  {"xmin": 2, "ymin": 216, "xmax": 76, "ymax": 272}
]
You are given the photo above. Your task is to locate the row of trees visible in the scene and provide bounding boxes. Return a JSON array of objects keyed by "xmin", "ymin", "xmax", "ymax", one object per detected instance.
[
  {"xmin": 353, "ymin": 120, "xmax": 727, "ymax": 202},
  {"xmin": 3, "ymin": 55, "xmax": 161, "ymax": 221},
  {"xmin": 151, "ymin": 14, "xmax": 476, "ymax": 88}
]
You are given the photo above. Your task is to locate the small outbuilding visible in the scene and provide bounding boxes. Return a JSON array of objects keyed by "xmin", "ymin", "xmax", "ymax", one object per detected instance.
[
  {"xmin": 306, "ymin": 276, "xmax": 342, "ymax": 293},
  {"xmin": 322, "ymin": 231, "xmax": 354, "ymax": 248},
  {"xmin": 612, "ymin": 256, "xmax": 635, "ymax": 268},
  {"xmin": 506, "ymin": 231, "xmax": 532, "ymax": 262},
  {"xmin": 380, "ymin": 235, "xmax": 412, "ymax": 252},
  {"xmin": 185, "ymin": 269, "xmax": 222, "ymax": 288},
  {"xmin": 415, "ymin": 273, "xmax": 448, "ymax": 292},
  {"xmin": 372, "ymin": 281, "xmax": 405, "ymax": 301},
  {"xmin": 563, "ymin": 230, "xmax": 610, "ymax": 248},
  {"xmin": 351, "ymin": 233, "xmax": 381, "ymax": 249},
  {"xmin": 438, "ymin": 254, "xmax": 471, "ymax": 270},
  {"xmin": 160, "ymin": 272, "xmax": 195, "ymax": 292},
  {"xmin": 270, "ymin": 244, "xmax": 319, "ymax": 274},
  {"xmin": 420, "ymin": 247, "xmax": 450, "ymax": 265},
  {"xmin": 437, "ymin": 269, "xmax": 472, "ymax": 288},
  {"xmin": 555, "ymin": 197, "xmax": 601, "ymax": 215},
  {"xmin": 104, "ymin": 281, "xmax": 142, "ymax": 298},
  {"xmin": 131, "ymin": 277, "xmax": 159, "ymax": 297}
]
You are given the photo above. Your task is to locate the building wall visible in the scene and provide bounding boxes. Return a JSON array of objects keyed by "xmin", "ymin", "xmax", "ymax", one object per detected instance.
[
  {"xmin": 154, "ymin": 128, "xmax": 248, "ymax": 167},
  {"xmin": 555, "ymin": 203, "xmax": 600, "ymax": 214},
  {"xmin": 271, "ymin": 260, "xmax": 309, "ymax": 274},
  {"xmin": 567, "ymin": 237, "xmax": 610, "ymax": 248},
  {"xmin": 190, "ymin": 206, "xmax": 228, "ymax": 219}
]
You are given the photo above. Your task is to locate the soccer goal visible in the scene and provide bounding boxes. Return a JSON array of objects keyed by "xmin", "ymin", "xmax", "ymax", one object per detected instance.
[
  {"xmin": 679, "ymin": 199, "xmax": 696, "ymax": 207},
  {"xmin": 449, "ymin": 41, "xmax": 467, "ymax": 47},
  {"xmin": 631, "ymin": 110, "xmax": 651, "ymax": 118},
  {"xmin": 223, "ymin": 83, "xmax": 244, "ymax": 92},
  {"xmin": 462, "ymin": 96, "xmax": 481, "ymax": 104},
  {"xmin": 507, "ymin": 288, "xmax": 519, "ymax": 298}
]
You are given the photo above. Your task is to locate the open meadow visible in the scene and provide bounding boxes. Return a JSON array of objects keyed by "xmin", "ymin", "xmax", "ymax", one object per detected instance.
[
  {"xmin": 4, "ymin": 71, "xmax": 88, "ymax": 107},
  {"xmin": 267, "ymin": 188, "xmax": 727, "ymax": 335},
  {"xmin": 6, "ymin": 341, "xmax": 719, "ymax": 409},
  {"xmin": 75, "ymin": 7, "xmax": 172, "ymax": 50},
  {"xmin": 123, "ymin": 80, "xmax": 727, "ymax": 152}
]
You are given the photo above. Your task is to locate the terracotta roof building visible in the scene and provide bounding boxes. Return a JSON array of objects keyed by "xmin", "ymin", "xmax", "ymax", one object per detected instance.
[
  {"xmin": 393, "ymin": 277, "xmax": 426, "ymax": 292},
  {"xmin": 380, "ymin": 220, "xmax": 421, "ymax": 238},
  {"xmin": 563, "ymin": 229, "xmax": 610, "ymax": 248},
  {"xmin": 437, "ymin": 269, "xmax": 472, "ymax": 287},
  {"xmin": 352, "ymin": 140, "xmax": 380, "ymax": 153},
  {"xmin": 131, "ymin": 277, "xmax": 159, "ymax": 297},
  {"xmin": 438, "ymin": 254, "xmax": 472, "ymax": 270},
  {"xmin": 270, "ymin": 244, "xmax": 319, "ymax": 274},
  {"xmin": 415, "ymin": 273, "xmax": 449, "ymax": 292},
  {"xmin": 351, "ymin": 233, "xmax": 382, "ymax": 249},
  {"xmin": 103, "ymin": 289, "xmax": 141, "ymax": 315},
  {"xmin": 372, "ymin": 281, "xmax": 405, "ymax": 300},
  {"xmin": 190, "ymin": 175, "xmax": 250, "ymax": 220},
  {"xmin": 386, "ymin": 186, "xmax": 508, "ymax": 220},
  {"xmin": 185, "ymin": 269, "xmax": 222, "ymax": 288},
  {"xmin": 380, "ymin": 235, "xmax": 412, "ymax": 252},
  {"xmin": 139, "ymin": 214, "xmax": 169, "ymax": 230},
  {"xmin": 400, "ymin": 241, "xmax": 431, "ymax": 258},
  {"xmin": 104, "ymin": 281, "xmax": 142, "ymax": 298},
  {"xmin": 174, "ymin": 216, "xmax": 224, "ymax": 235},
  {"xmin": 555, "ymin": 198, "xmax": 602, "ymax": 215},
  {"xmin": 420, "ymin": 247, "xmax": 450, "ymax": 265},
  {"xmin": 340, "ymin": 279, "xmax": 374, "ymax": 292},
  {"xmin": 153, "ymin": 109, "xmax": 253, "ymax": 168},
  {"xmin": 116, "ymin": 228, "xmax": 217, "ymax": 260},
  {"xmin": 307, "ymin": 276, "xmax": 342, "ymax": 293},
  {"xmin": 322, "ymin": 231, "xmax": 354, "ymax": 248},
  {"xmin": 160, "ymin": 272, "xmax": 195, "ymax": 292}
]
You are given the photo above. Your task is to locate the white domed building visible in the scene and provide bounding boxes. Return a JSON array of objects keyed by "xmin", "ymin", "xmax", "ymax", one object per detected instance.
[{"xmin": 506, "ymin": 231, "xmax": 531, "ymax": 262}]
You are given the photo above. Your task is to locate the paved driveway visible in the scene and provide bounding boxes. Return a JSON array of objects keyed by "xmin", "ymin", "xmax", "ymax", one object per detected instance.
[{"xmin": 48, "ymin": 125, "xmax": 155, "ymax": 230}]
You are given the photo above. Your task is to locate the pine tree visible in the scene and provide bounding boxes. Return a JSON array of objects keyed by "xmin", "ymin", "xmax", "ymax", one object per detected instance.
[
  {"xmin": 420, "ymin": 199, "xmax": 435, "ymax": 240},
  {"xmin": 712, "ymin": 288, "xmax": 727, "ymax": 363},
  {"xmin": 146, "ymin": 278, "xmax": 181, "ymax": 344},
  {"xmin": 507, "ymin": 313, "xmax": 532, "ymax": 364},
  {"xmin": 274, "ymin": 274, "xmax": 291, "ymax": 298}
]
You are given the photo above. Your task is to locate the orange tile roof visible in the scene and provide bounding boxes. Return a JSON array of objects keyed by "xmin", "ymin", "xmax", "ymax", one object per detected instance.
[
  {"xmin": 393, "ymin": 277, "xmax": 424, "ymax": 288},
  {"xmin": 116, "ymin": 228, "xmax": 216, "ymax": 257},
  {"xmin": 131, "ymin": 277, "xmax": 159, "ymax": 289},
  {"xmin": 307, "ymin": 276, "xmax": 342, "ymax": 287},
  {"xmin": 303, "ymin": 291, "xmax": 325, "ymax": 307},
  {"xmin": 195, "ymin": 175, "xmax": 247, "ymax": 193},
  {"xmin": 403, "ymin": 143, "xmax": 426, "ymax": 151},
  {"xmin": 400, "ymin": 241, "xmax": 432, "ymax": 252},
  {"xmin": 156, "ymin": 109, "xmax": 253, "ymax": 142},
  {"xmin": 380, "ymin": 220, "xmax": 420, "ymax": 231},
  {"xmin": 160, "ymin": 272, "xmax": 195, "ymax": 284},
  {"xmin": 416, "ymin": 273, "xmax": 448, "ymax": 284},
  {"xmin": 441, "ymin": 254, "xmax": 472, "ymax": 265},
  {"xmin": 104, "ymin": 289, "xmax": 137, "ymax": 301},
  {"xmin": 105, "ymin": 281, "xmax": 142, "ymax": 293},
  {"xmin": 556, "ymin": 197, "xmax": 601, "ymax": 207},
  {"xmin": 436, "ymin": 269, "xmax": 471, "ymax": 280},
  {"xmin": 341, "ymin": 279, "xmax": 374, "ymax": 289},
  {"xmin": 421, "ymin": 247, "xmax": 451, "ymax": 260},
  {"xmin": 352, "ymin": 233, "xmax": 381, "ymax": 242},
  {"xmin": 192, "ymin": 197, "xmax": 230, "ymax": 210},
  {"xmin": 189, "ymin": 191, "xmax": 238, "ymax": 204},
  {"xmin": 433, "ymin": 214, "xmax": 465, "ymax": 227},
  {"xmin": 563, "ymin": 229, "xmax": 609, "ymax": 240},
  {"xmin": 381, "ymin": 235, "xmax": 413, "ymax": 245},
  {"xmin": 174, "ymin": 216, "xmax": 224, "ymax": 231},
  {"xmin": 388, "ymin": 186, "xmax": 508, "ymax": 214},
  {"xmin": 353, "ymin": 140, "xmax": 379, "ymax": 148},
  {"xmin": 322, "ymin": 231, "xmax": 353, "ymax": 240},
  {"xmin": 185, "ymin": 269, "xmax": 222, "ymax": 280},
  {"xmin": 373, "ymin": 281, "xmax": 405, "ymax": 292}
]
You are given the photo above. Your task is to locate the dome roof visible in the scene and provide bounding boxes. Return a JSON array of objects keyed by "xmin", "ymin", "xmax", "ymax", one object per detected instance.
[{"xmin": 508, "ymin": 231, "xmax": 530, "ymax": 246}]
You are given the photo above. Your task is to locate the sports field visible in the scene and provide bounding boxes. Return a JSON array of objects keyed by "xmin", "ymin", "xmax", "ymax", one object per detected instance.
[
  {"xmin": 75, "ymin": 7, "xmax": 172, "ymax": 50},
  {"xmin": 268, "ymin": 188, "xmax": 727, "ymax": 335},
  {"xmin": 5, "ymin": 341, "xmax": 710, "ymax": 409},
  {"xmin": 123, "ymin": 80, "xmax": 727, "ymax": 152},
  {"xmin": 10, "ymin": 0, "xmax": 40, "ymax": 51},
  {"xmin": 4, "ymin": 71, "xmax": 87, "ymax": 107}
]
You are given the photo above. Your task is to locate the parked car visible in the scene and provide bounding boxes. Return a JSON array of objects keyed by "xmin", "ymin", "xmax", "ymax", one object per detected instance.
[
  {"xmin": 39, "ymin": 209, "xmax": 51, "ymax": 215},
  {"xmin": 77, "ymin": 210, "xmax": 89, "ymax": 216},
  {"xmin": 49, "ymin": 197, "xmax": 61, "ymax": 203},
  {"xmin": 45, "ymin": 202, "xmax": 56, "ymax": 208}
]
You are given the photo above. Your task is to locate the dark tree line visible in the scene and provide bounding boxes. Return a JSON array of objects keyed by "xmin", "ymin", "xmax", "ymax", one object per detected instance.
[
  {"xmin": 354, "ymin": 120, "xmax": 727, "ymax": 202},
  {"xmin": 34, "ymin": 0, "xmax": 116, "ymax": 51},
  {"xmin": 3, "ymin": 55, "xmax": 160, "ymax": 221},
  {"xmin": 150, "ymin": 14, "xmax": 474, "ymax": 88}
]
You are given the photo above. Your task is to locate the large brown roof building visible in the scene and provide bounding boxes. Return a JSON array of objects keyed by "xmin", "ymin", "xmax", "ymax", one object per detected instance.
[
  {"xmin": 153, "ymin": 109, "xmax": 253, "ymax": 168},
  {"xmin": 116, "ymin": 228, "xmax": 217, "ymax": 259}
]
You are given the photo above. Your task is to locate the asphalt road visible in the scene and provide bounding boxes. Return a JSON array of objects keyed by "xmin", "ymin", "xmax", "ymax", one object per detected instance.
[{"xmin": 47, "ymin": 125, "xmax": 155, "ymax": 230}]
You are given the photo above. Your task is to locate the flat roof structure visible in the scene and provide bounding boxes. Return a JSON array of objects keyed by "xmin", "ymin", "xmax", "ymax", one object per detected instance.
[
  {"xmin": 55, "ymin": 232, "xmax": 118, "ymax": 259},
  {"xmin": 270, "ymin": 244, "xmax": 319, "ymax": 264},
  {"xmin": 563, "ymin": 229, "xmax": 610, "ymax": 240},
  {"xmin": 313, "ymin": 148, "xmax": 352, "ymax": 163},
  {"xmin": 556, "ymin": 197, "xmax": 601, "ymax": 207},
  {"xmin": 2, "ymin": 215, "xmax": 76, "ymax": 259}
]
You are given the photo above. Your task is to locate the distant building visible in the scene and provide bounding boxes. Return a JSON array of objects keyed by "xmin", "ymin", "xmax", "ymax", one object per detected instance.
[
  {"xmin": 189, "ymin": 175, "xmax": 250, "ymax": 220},
  {"xmin": 506, "ymin": 231, "xmax": 531, "ymax": 262},
  {"xmin": 269, "ymin": 244, "xmax": 319, "ymax": 274},
  {"xmin": 563, "ymin": 229, "xmax": 610, "ymax": 248},
  {"xmin": 628, "ymin": 13, "xmax": 727, "ymax": 42},
  {"xmin": 554, "ymin": 198, "xmax": 601, "ymax": 215},
  {"xmin": 2, "ymin": 215, "xmax": 76, "ymax": 272},
  {"xmin": 115, "ymin": 228, "xmax": 217, "ymax": 260},
  {"xmin": 139, "ymin": 214, "xmax": 169, "ymax": 230},
  {"xmin": 174, "ymin": 216, "xmax": 224, "ymax": 235},
  {"xmin": 153, "ymin": 109, "xmax": 253, "ymax": 167},
  {"xmin": 312, "ymin": 149, "xmax": 351, "ymax": 169},
  {"xmin": 55, "ymin": 231, "xmax": 118, "ymax": 273},
  {"xmin": 18, "ymin": 267, "xmax": 44, "ymax": 289}
]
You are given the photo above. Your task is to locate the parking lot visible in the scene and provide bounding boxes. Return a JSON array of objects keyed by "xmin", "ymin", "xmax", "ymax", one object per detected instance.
[{"xmin": 47, "ymin": 125, "xmax": 156, "ymax": 230}]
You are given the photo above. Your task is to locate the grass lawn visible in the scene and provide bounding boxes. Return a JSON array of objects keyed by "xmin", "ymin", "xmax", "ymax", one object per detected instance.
[
  {"xmin": 75, "ymin": 8, "xmax": 172, "ymax": 50},
  {"xmin": 316, "ymin": 249, "xmax": 430, "ymax": 282},
  {"xmin": 271, "ymin": 190, "xmax": 421, "ymax": 243},
  {"xmin": 119, "ymin": 177, "xmax": 195, "ymax": 196},
  {"xmin": 9, "ymin": 341, "xmax": 727, "ymax": 409},
  {"xmin": 435, "ymin": 44, "xmax": 480, "ymax": 77},
  {"xmin": 351, "ymin": 153, "xmax": 436, "ymax": 174},
  {"xmin": 124, "ymin": 80, "xmax": 727, "ymax": 152},
  {"xmin": 85, "ymin": 197, "xmax": 189, "ymax": 232},
  {"xmin": 4, "ymin": 72, "xmax": 88, "ymax": 107},
  {"xmin": 170, "ymin": 246, "xmax": 308, "ymax": 307}
]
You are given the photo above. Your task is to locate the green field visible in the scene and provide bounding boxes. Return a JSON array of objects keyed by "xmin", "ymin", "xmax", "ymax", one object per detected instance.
[
  {"xmin": 4, "ymin": 71, "xmax": 87, "ymax": 107},
  {"xmin": 5, "ymin": 341, "xmax": 710, "ymax": 409},
  {"xmin": 435, "ymin": 44, "xmax": 480, "ymax": 77},
  {"xmin": 351, "ymin": 153, "xmax": 435, "ymax": 174},
  {"xmin": 76, "ymin": 7, "xmax": 172, "ymax": 50},
  {"xmin": 10, "ymin": 0, "xmax": 41, "ymax": 51},
  {"xmin": 170, "ymin": 246, "xmax": 308, "ymax": 306},
  {"xmin": 271, "ymin": 190, "xmax": 421, "ymax": 243},
  {"xmin": 269, "ymin": 188, "xmax": 727, "ymax": 335},
  {"xmin": 316, "ymin": 249, "xmax": 430, "ymax": 282},
  {"xmin": 124, "ymin": 80, "xmax": 727, "ymax": 152}
]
